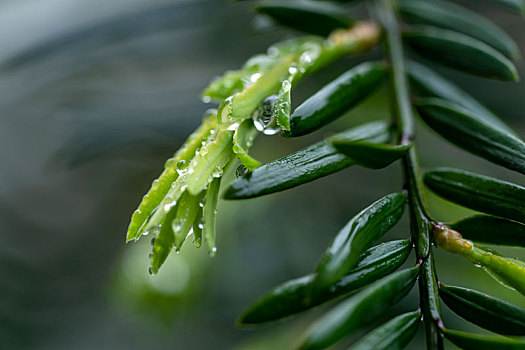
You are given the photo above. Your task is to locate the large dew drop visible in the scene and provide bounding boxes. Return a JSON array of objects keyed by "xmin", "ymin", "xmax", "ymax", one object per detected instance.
[
  {"xmin": 236, "ymin": 165, "xmax": 250, "ymax": 178},
  {"xmin": 176, "ymin": 160, "xmax": 189, "ymax": 175},
  {"xmin": 212, "ymin": 166, "xmax": 223, "ymax": 178},
  {"xmin": 218, "ymin": 97, "xmax": 234, "ymax": 124},
  {"xmin": 252, "ymin": 95, "xmax": 281, "ymax": 135}
]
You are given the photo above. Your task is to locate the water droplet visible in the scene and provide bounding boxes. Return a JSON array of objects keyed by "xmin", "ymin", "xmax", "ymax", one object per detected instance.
[
  {"xmin": 250, "ymin": 73, "xmax": 262, "ymax": 83},
  {"xmin": 299, "ymin": 43, "xmax": 321, "ymax": 66},
  {"xmin": 282, "ymin": 80, "xmax": 291, "ymax": 91},
  {"xmin": 163, "ymin": 201, "xmax": 177, "ymax": 212},
  {"xmin": 176, "ymin": 160, "xmax": 189, "ymax": 175},
  {"xmin": 278, "ymin": 100, "xmax": 291, "ymax": 118},
  {"xmin": 267, "ymin": 46, "xmax": 279, "ymax": 57},
  {"xmin": 209, "ymin": 129, "xmax": 215, "ymax": 135},
  {"xmin": 199, "ymin": 199, "xmax": 205, "ymax": 208},
  {"xmin": 175, "ymin": 248, "xmax": 180, "ymax": 254},
  {"xmin": 174, "ymin": 224, "xmax": 182, "ymax": 232},
  {"xmin": 209, "ymin": 247, "xmax": 217, "ymax": 257},
  {"xmin": 300, "ymin": 53, "xmax": 312, "ymax": 64},
  {"xmin": 212, "ymin": 166, "xmax": 223, "ymax": 178},
  {"xmin": 227, "ymin": 122, "xmax": 240, "ymax": 131},
  {"xmin": 198, "ymin": 223, "xmax": 204, "ymax": 229},
  {"xmin": 213, "ymin": 209, "xmax": 218, "ymax": 215},
  {"xmin": 288, "ymin": 67, "xmax": 297, "ymax": 75},
  {"xmin": 252, "ymin": 95, "xmax": 281, "ymax": 136},
  {"xmin": 148, "ymin": 267, "xmax": 154, "ymax": 275},
  {"xmin": 236, "ymin": 165, "xmax": 250, "ymax": 178},
  {"xmin": 177, "ymin": 160, "xmax": 188, "ymax": 170},
  {"xmin": 151, "ymin": 237, "xmax": 156, "ymax": 246},
  {"xmin": 200, "ymin": 146, "xmax": 208, "ymax": 156},
  {"xmin": 218, "ymin": 97, "xmax": 234, "ymax": 124},
  {"xmin": 202, "ymin": 96, "xmax": 212, "ymax": 103}
]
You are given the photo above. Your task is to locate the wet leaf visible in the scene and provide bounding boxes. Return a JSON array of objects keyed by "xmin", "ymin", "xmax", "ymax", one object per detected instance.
[
  {"xmin": 443, "ymin": 329, "xmax": 525, "ymax": 350},
  {"xmin": 171, "ymin": 190, "xmax": 205, "ymax": 249},
  {"xmin": 203, "ymin": 42, "xmax": 299, "ymax": 103},
  {"xmin": 233, "ymin": 119, "xmax": 260, "ymax": 170},
  {"xmin": 223, "ymin": 121, "xmax": 390, "ymax": 199},
  {"xmin": 255, "ymin": 0, "xmax": 353, "ymax": 37},
  {"xmin": 237, "ymin": 240, "xmax": 412, "ymax": 325},
  {"xmin": 149, "ymin": 207, "xmax": 177, "ymax": 275},
  {"xmin": 192, "ymin": 207, "xmax": 203, "ymax": 248},
  {"xmin": 203, "ymin": 24, "xmax": 382, "ymax": 104},
  {"xmin": 415, "ymin": 98, "xmax": 525, "ymax": 174},
  {"xmin": 424, "ymin": 167, "xmax": 525, "ymax": 224},
  {"xmin": 407, "ymin": 61, "xmax": 517, "ymax": 136},
  {"xmin": 299, "ymin": 267, "xmax": 420, "ymax": 350},
  {"xmin": 313, "ymin": 192, "xmax": 407, "ymax": 292},
  {"xmin": 186, "ymin": 129, "xmax": 234, "ymax": 195},
  {"xmin": 228, "ymin": 55, "xmax": 295, "ymax": 122},
  {"xmin": 451, "ymin": 215, "xmax": 525, "ymax": 247},
  {"xmin": 126, "ymin": 112, "xmax": 217, "ymax": 242},
  {"xmin": 434, "ymin": 225, "xmax": 525, "ymax": 296},
  {"xmin": 471, "ymin": 246, "xmax": 525, "ymax": 296},
  {"xmin": 403, "ymin": 26, "xmax": 519, "ymax": 81},
  {"xmin": 440, "ymin": 284, "xmax": 525, "ymax": 335},
  {"xmin": 331, "ymin": 141, "xmax": 411, "ymax": 169},
  {"xmin": 420, "ymin": 255, "xmax": 442, "ymax": 338},
  {"xmin": 203, "ymin": 177, "xmax": 221, "ymax": 254},
  {"xmin": 283, "ymin": 61, "xmax": 389, "ymax": 137},
  {"xmin": 201, "ymin": 70, "xmax": 244, "ymax": 102},
  {"xmin": 486, "ymin": 0, "xmax": 525, "ymax": 15},
  {"xmin": 274, "ymin": 80, "xmax": 292, "ymax": 131},
  {"xmin": 398, "ymin": 0, "xmax": 519, "ymax": 59},
  {"xmin": 348, "ymin": 310, "xmax": 421, "ymax": 350}
]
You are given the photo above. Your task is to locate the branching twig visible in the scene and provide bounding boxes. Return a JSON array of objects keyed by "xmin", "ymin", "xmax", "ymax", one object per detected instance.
[{"xmin": 376, "ymin": 0, "xmax": 444, "ymax": 348}]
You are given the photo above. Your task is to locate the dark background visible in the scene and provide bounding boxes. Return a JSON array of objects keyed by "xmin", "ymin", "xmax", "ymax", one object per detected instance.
[{"xmin": 0, "ymin": 0, "xmax": 524, "ymax": 349}]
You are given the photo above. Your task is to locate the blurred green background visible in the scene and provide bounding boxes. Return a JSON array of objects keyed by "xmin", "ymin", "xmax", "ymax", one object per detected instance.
[{"xmin": 1, "ymin": 0, "xmax": 524, "ymax": 349}]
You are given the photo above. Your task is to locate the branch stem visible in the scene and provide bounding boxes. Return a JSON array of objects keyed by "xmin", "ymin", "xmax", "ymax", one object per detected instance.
[{"xmin": 375, "ymin": 0, "xmax": 443, "ymax": 348}]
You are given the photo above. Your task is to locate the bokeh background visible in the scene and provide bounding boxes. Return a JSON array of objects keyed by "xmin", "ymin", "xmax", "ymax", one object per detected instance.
[{"xmin": 1, "ymin": 0, "xmax": 524, "ymax": 349}]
